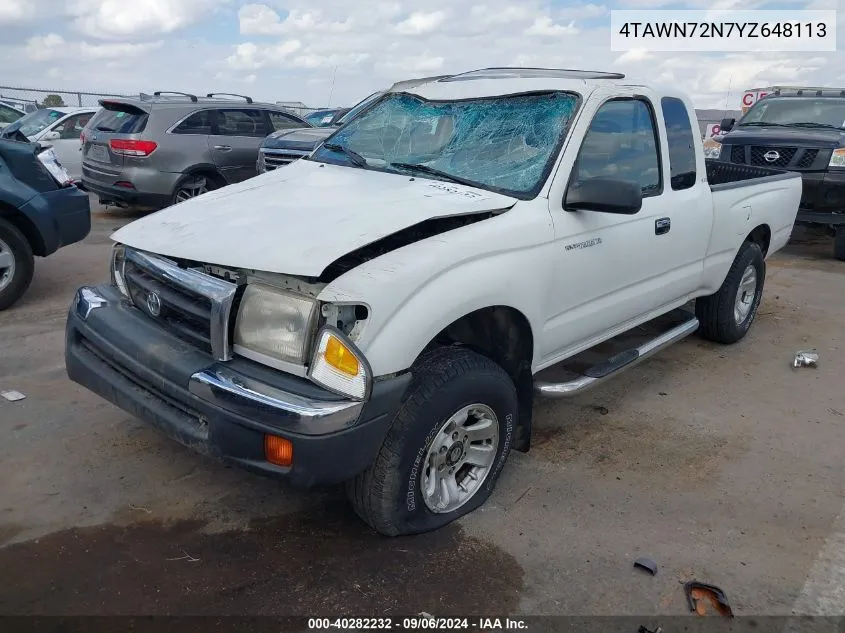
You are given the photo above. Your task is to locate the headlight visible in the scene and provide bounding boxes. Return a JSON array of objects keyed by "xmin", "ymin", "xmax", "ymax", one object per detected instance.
[
  {"xmin": 829, "ymin": 148, "xmax": 845, "ymax": 168},
  {"xmin": 233, "ymin": 283, "xmax": 318, "ymax": 366},
  {"xmin": 308, "ymin": 327, "xmax": 371, "ymax": 400},
  {"xmin": 703, "ymin": 140, "xmax": 722, "ymax": 159},
  {"xmin": 111, "ymin": 243, "xmax": 128, "ymax": 297}
]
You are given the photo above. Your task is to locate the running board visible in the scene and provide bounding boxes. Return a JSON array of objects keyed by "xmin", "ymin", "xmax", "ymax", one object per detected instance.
[{"xmin": 534, "ymin": 317, "xmax": 700, "ymax": 398}]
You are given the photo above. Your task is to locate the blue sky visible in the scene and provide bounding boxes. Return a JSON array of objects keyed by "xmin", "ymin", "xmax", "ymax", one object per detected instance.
[{"xmin": 0, "ymin": 0, "xmax": 841, "ymax": 109}]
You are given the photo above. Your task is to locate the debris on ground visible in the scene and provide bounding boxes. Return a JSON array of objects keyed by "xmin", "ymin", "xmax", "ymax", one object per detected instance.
[
  {"xmin": 684, "ymin": 581, "xmax": 734, "ymax": 616},
  {"xmin": 166, "ymin": 550, "xmax": 200, "ymax": 563},
  {"xmin": 633, "ymin": 557, "xmax": 658, "ymax": 576},
  {"xmin": 1, "ymin": 390, "xmax": 26, "ymax": 402},
  {"xmin": 638, "ymin": 626, "xmax": 662, "ymax": 633},
  {"xmin": 792, "ymin": 350, "xmax": 819, "ymax": 369}
]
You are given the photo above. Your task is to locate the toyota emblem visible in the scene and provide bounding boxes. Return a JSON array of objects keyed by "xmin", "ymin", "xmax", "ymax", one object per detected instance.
[
  {"xmin": 146, "ymin": 292, "xmax": 162, "ymax": 317},
  {"xmin": 763, "ymin": 150, "xmax": 780, "ymax": 162}
]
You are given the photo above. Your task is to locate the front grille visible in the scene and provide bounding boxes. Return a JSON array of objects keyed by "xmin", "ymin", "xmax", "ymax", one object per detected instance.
[
  {"xmin": 730, "ymin": 145, "xmax": 824, "ymax": 171},
  {"xmin": 124, "ymin": 260, "xmax": 214, "ymax": 352},
  {"xmin": 795, "ymin": 149, "xmax": 819, "ymax": 169},
  {"xmin": 260, "ymin": 149, "xmax": 309, "ymax": 170},
  {"xmin": 750, "ymin": 146, "xmax": 796, "ymax": 168}
]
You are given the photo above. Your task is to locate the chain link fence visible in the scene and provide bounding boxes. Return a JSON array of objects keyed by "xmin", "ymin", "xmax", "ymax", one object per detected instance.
[{"xmin": 0, "ymin": 86, "xmax": 326, "ymax": 118}]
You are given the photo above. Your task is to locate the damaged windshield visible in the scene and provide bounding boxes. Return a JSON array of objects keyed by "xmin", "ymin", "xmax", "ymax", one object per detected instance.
[{"xmin": 312, "ymin": 91, "xmax": 580, "ymax": 198}]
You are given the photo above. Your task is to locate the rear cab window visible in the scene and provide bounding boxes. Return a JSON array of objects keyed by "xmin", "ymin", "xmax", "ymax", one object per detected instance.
[
  {"xmin": 660, "ymin": 97, "xmax": 697, "ymax": 190},
  {"xmin": 88, "ymin": 101, "xmax": 148, "ymax": 134}
]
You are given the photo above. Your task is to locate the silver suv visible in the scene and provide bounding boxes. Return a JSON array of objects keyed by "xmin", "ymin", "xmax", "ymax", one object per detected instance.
[{"xmin": 81, "ymin": 92, "xmax": 309, "ymax": 209}]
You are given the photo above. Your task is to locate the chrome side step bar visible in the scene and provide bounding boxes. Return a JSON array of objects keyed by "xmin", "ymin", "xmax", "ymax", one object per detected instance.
[{"xmin": 534, "ymin": 317, "xmax": 700, "ymax": 398}]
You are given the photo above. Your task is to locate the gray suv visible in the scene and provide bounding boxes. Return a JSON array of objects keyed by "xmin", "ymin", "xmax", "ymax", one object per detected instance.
[{"xmin": 81, "ymin": 92, "xmax": 309, "ymax": 209}]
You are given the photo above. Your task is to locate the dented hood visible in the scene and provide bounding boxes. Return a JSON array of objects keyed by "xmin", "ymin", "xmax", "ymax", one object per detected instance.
[{"xmin": 111, "ymin": 160, "xmax": 517, "ymax": 276}]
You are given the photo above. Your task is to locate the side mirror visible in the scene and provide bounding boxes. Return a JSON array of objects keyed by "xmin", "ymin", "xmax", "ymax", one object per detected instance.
[
  {"xmin": 42, "ymin": 130, "xmax": 61, "ymax": 141},
  {"xmin": 719, "ymin": 117, "xmax": 735, "ymax": 133},
  {"xmin": 564, "ymin": 177, "xmax": 643, "ymax": 215}
]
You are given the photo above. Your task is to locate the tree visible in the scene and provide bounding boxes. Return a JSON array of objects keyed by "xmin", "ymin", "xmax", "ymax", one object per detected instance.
[{"xmin": 41, "ymin": 94, "xmax": 66, "ymax": 108}]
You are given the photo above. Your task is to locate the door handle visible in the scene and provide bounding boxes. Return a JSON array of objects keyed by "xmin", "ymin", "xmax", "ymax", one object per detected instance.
[
  {"xmin": 655, "ymin": 217, "xmax": 671, "ymax": 235},
  {"xmin": 213, "ymin": 145, "xmax": 232, "ymax": 151}
]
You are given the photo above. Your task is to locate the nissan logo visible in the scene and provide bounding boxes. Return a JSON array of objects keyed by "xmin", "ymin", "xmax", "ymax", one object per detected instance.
[
  {"xmin": 146, "ymin": 292, "xmax": 162, "ymax": 317},
  {"xmin": 763, "ymin": 150, "xmax": 781, "ymax": 163}
]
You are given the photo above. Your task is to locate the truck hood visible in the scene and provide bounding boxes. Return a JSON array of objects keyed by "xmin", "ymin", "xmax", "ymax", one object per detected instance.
[
  {"xmin": 111, "ymin": 159, "xmax": 517, "ymax": 277},
  {"xmin": 261, "ymin": 127, "xmax": 334, "ymax": 152},
  {"xmin": 722, "ymin": 125, "xmax": 845, "ymax": 148}
]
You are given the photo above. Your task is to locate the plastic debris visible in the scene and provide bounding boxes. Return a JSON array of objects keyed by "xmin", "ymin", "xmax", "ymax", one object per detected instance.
[
  {"xmin": 633, "ymin": 557, "xmax": 658, "ymax": 576},
  {"xmin": 638, "ymin": 626, "xmax": 662, "ymax": 633},
  {"xmin": 793, "ymin": 350, "xmax": 819, "ymax": 369},
  {"xmin": 684, "ymin": 581, "xmax": 734, "ymax": 617},
  {"xmin": 1, "ymin": 391, "xmax": 26, "ymax": 402}
]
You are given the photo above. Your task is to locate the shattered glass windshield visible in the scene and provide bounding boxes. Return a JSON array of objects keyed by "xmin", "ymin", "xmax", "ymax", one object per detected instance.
[{"xmin": 313, "ymin": 91, "xmax": 580, "ymax": 198}]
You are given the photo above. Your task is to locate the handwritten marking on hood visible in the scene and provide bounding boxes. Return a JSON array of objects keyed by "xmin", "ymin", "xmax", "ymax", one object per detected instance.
[{"xmin": 425, "ymin": 182, "xmax": 490, "ymax": 202}]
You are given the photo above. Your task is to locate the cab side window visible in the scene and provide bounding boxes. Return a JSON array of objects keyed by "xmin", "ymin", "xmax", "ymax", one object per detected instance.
[
  {"xmin": 661, "ymin": 97, "xmax": 697, "ymax": 191},
  {"xmin": 570, "ymin": 99, "xmax": 662, "ymax": 197}
]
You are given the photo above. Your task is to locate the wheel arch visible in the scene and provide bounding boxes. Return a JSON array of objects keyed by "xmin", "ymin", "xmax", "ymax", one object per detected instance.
[
  {"xmin": 0, "ymin": 201, "xmax": 46, "ymax": 256},
  {"xmin": 415, "ymin": 305, "xmax": 535, "ymax": 453},
  {"xmin": 746, "ymin": 223, "xmax": 771, "ymax": 257},
  {"xmin": 179, "ymin": 164, "xmax": 227, "ymax": 188}
]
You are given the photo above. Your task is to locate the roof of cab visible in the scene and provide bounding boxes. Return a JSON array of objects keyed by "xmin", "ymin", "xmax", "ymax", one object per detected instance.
[{"xmin": 406, "ymin": 67, "xmax": 634, "ymax": 100}]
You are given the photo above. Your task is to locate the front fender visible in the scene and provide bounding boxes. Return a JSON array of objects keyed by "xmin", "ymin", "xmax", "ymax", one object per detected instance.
[{"xmin": 318, "ymin": 203, "xmax": 554, "ymax": 376}]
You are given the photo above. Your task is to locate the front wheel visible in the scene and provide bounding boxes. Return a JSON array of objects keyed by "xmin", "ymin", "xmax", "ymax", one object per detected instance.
[
  {"xmin": 696, "ymin": 240, "xmax": 765, "ymax": 344},
  {"xmin": 0, "ymin": 218, "xmax": 35, "ymax": 311},
  {"xmin": 347, "ymin": 347, "xmax": 517, "ymax": 536}
]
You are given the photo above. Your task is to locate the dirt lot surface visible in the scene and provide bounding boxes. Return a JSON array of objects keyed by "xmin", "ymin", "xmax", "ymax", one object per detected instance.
[{"xmin": 1, "ymin": 203, "xmax": 843, "ymax": 620}]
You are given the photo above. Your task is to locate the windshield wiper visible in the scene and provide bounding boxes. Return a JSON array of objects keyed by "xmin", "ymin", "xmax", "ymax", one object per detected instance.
[
  {"xmin": 389, "ymin": 162, "xmax": 481, "ymax": 188},
  {"xmin": 738, "ymin": 121, "xmax": 789, "ymax": 127},
  {"xmin": 782, "ymin": 122, "xmax": 844, "ymax": 130},
  {"xmin": 322, "ymin": 142, "xmax": 367, "ymax": 167}
]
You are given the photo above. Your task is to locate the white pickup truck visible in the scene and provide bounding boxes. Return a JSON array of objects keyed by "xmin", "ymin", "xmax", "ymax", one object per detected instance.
[{"xmin": 66, "ymin": 68, "xmax": 801, "ymax": 536}]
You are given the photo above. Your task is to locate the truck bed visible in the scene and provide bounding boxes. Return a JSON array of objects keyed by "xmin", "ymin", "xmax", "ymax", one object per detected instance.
[{"xmin": 705, "ymin": 159, "xmax": 796, "ymax": 190}]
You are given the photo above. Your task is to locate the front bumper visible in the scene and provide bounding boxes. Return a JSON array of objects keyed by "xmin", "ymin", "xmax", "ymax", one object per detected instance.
[
  {"xmin": 65, "ymin": 285, "xmax": 410, "ymax": 488},
  {"xmin": 796, "ymin": 170, "xmax": 845, "ymax": 225},
  {"xmin": 20, "ymin": 185, "xmax": 90, "ymax": 256}
]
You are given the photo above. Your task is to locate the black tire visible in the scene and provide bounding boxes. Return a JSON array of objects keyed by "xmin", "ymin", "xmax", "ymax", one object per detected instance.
[
  {"xmin": 172, "ymin": 173, "xmax": 218, "ymax": 206},
  {"xmin": 0, "ymin": 218, "xmax": 35, "ymax": 311},
  {"xmin": 347, "ymin": 347, "xmax": 518, "ymax": 536},
  {"xmin": 696, "ymin": 240, "xmax": 765, "ymax": 344},
  {"xmin": 834, "ymin": 226, "xmax": 845, "ymax": 262}
]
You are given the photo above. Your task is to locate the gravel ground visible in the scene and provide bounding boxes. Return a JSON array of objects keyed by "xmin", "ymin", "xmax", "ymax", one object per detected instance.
[{"xmin": 0, "ymin": 201, "xmax": 843, "ymax": 621}]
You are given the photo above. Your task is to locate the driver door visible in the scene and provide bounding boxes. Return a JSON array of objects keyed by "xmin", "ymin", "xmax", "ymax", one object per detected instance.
[{"xmin": 539, "ymin": 95, "xmax": 675, "ymax": 366}]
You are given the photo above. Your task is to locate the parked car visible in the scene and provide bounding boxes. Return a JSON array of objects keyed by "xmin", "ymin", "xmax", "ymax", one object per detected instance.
[
  {"xmin": 1, "ymin": 106, "xmax": 98, "ymax": 182},
  {"xmin": 712, "ymin": 88, "xmax": 845, "ymax": 260},
  {"xmin": 0, "ymin": 139, "xmax": 90, "ymax": 310},
  {"xmin": 80, "ymin": 92, "xmax": 309, "ymax": 210},
  {"xmin": 257, "ymin": 76, "xmax": 452, "ymax": 173},
  {"xmin": 66, "ymin": 68, "xmax": 801, "ymax": 536},
  {"xmin": 0, "ymin": 99, "xmax": 38, "ymax": 114},
  {"xmin": 305, "ymin": 108, "xmax": 351, "ymax": 128},
  {"xmin": 0, "ymin": 102, "xmax": 25, "ymax": 131}
]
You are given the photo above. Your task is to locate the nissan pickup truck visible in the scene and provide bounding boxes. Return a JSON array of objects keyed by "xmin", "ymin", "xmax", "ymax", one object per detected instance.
[
  {"xmin": 712, "ymin": 88, "xmax": 845, "ymax": 260},
  {"xmin": 65, "ymin": 68, "xmax": 802, "ymax": 536}
]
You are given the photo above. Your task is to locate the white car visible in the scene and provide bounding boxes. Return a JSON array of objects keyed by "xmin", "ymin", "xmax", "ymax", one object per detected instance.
[
  {"xmin": 1, "ymin": 106, "xmax": 98, "ymax": 181},
  {"xmin": 66, "ymin": 68, "xmax": 802, "ymax": 536}
]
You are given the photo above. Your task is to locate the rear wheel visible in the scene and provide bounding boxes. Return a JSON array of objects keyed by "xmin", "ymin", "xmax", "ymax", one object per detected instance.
[
  {"xmin": 346, "ymin": 347, "xmax": 517, "ymax": 536},
  {"xmin": 834, "ymin": 226, "xmax": 845, "ymax": 261},
  {"xmin": 0, "ymin": 218, "xmax": 35, "ymax": 311},
  {"xmin": 696, "ymin": 241, "xmax": 765, "ymax": 344},
  {"xmin": 173, "ymin": 174, "xmax": 217, "ymax": 205}
]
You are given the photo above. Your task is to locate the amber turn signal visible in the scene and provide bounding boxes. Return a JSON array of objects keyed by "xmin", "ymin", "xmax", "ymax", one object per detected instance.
[{"xmin": 264, "ymin": 434, "xmax": 293, "ymax": 467}]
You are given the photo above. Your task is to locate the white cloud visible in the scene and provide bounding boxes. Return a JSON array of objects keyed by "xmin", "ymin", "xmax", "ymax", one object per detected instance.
[
  {"xmin": 614, "ymin": 48, "xmax": 654, "ymax": 65},
  {"xmin": 377, "ymin": 53, "xmax": 445, "ymax": 74},
  {"xmin": 72, "ymin": 0, "xmax": 230, "ymax": 39},
  {"xmin": 525, "ymin": 17, "xmax": 580, "ymax": 36},
  {"xmin": 223, "ymin": 39, "xmax": 302, "ymax": 70},
  {"xmin": 25, "ymin": 32, "xmax": 162, "ymax": 61},
  {"xmin": 0, "ymin": 0, "xmax": 33, "ymax": 23},
  {"xmin": 396, "ymin": 10, "xmax": 446, "ymax": 35}
]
